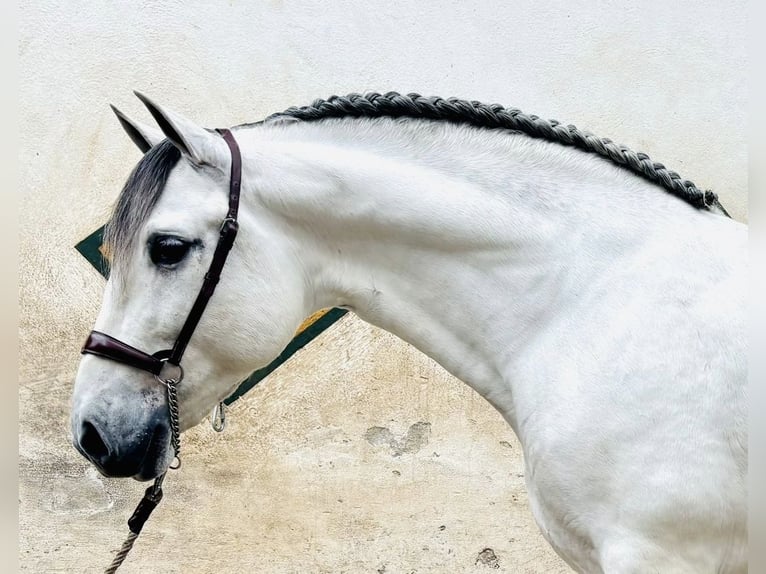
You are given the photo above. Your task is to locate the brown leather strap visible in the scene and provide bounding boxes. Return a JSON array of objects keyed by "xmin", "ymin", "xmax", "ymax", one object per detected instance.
[
  {"xmin": 82, "ymin": 331, "xmax": 164, "ymax": 375},
  {"xmin": 166, "ymin": 129, "xmax": 241, "ymax": 365},
  {"xmin": 81, "ymin": 128, "xmax": 242, "ymax": 376},
  {"xmin": 219, "ymin": 129, "xmax": 241, "ymax": 221}
]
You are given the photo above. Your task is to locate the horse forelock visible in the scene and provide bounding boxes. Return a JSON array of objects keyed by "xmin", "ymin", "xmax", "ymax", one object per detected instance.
[{"xmin": 104, "ymin": 139, "xmax": 182, "ymax": 276}]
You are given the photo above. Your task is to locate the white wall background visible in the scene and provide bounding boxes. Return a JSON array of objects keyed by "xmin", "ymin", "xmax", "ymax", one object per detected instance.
[{"xmin": 19, "ymin": 1, "xmax": 746, "ymax": 572}]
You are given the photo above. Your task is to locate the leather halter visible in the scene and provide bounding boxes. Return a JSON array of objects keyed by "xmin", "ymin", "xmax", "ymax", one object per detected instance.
[{"xmin": 81, "ymin": 128, "xmax": 242, "ymax": 379}]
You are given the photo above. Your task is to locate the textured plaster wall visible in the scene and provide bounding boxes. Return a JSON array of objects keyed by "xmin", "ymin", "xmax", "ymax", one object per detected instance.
[{"xmin": 19, "ymin": 1, "xmax": 746, "ymax": 572}]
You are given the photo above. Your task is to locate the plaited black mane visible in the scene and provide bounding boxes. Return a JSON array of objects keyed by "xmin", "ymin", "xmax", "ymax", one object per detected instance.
[{"xmin": 259, "ymin": 92, "xmax": 729, "ymax": 217}]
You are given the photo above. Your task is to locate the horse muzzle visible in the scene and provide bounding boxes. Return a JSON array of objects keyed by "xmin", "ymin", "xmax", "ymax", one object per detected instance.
[{"xmin": 72, "ymin": 403, "xmax": 173, "ymax": 481}]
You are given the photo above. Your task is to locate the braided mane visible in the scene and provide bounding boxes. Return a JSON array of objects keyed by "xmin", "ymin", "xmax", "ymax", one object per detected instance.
[{"xmin": 256, "ymin": 92, "xmax": 728, "ymax": 216}]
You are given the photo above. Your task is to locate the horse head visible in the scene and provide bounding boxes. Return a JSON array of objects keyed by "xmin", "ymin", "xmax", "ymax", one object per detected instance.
[{"xmin": 71, "ymin": 94, "xmax": 309, "ymax": 480}]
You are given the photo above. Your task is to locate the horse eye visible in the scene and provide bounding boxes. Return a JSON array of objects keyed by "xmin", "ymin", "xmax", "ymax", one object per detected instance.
[{"xmin": 149, "ymin": 236, "xmax": 192, "ymax": 267}]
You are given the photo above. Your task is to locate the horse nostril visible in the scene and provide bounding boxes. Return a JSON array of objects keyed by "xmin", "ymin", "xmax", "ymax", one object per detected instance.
[{"xmin": 80, "ymin": 421, "xmax": 110, "ymax": 461}]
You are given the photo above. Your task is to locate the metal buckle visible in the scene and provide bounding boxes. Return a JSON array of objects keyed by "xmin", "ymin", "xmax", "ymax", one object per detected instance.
[{"xmin": 220, "ymin": 217, "xmax": 238, "ymax": 234}]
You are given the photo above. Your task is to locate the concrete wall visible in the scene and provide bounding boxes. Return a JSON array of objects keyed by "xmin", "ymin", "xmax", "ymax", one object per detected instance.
[{"xmin": 19, "ymin": 1, "xmax": 746, "ymax": 572}]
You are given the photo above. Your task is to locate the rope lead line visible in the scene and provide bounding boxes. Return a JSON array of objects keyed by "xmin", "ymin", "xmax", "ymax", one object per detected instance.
[
  {"xmin": 104, "ymin": 477, "xmax": 165, "ymax": 574},
  {"xmin": 103, "ymin": 532, "xmax": 138, "ymax": 574}
]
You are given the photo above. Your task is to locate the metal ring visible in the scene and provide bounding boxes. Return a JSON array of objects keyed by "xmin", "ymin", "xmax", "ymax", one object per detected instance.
[
  {"xmin": 154, "ymin": 359, "xmax": 184, "ymax": 386},
  {"xmin": 169, "ymin": 456, "xmax": 182, "ymax": 470}
]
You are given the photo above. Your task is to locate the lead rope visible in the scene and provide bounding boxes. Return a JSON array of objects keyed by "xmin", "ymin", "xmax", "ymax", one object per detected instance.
[{"xmin": 104, "ymin": 377, "xmax": 181, "ymax": 573}]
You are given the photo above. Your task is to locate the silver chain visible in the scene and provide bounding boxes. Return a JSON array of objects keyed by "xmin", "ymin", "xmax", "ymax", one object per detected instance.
[{"xmin": 165, "ymin": 377, "xmax": 182, "ymax": 469}]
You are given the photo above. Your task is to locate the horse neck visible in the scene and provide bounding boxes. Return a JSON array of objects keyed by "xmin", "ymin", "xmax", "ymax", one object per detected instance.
[{"xmin": 238, "ymin": 120, "xmax": 692, "ymax": 427}]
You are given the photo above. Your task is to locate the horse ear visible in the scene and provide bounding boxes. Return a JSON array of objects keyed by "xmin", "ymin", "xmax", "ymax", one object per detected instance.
[
  {"xmin": 110, "ymin": 104, "xmax": 165, "ymax": 153},
  {"xmin": 133, "ymin": 91, "xmax": 228, "ymax": 167}
]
